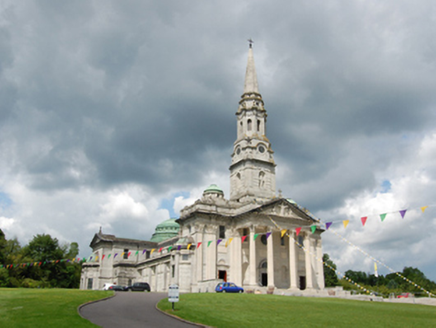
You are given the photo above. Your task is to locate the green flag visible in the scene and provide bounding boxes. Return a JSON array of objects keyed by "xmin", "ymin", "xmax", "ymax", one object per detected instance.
[
  {"xmin": 380, "ymin": 213, "xmax": 387, "ymax": 222},
  {"xmin": 208, "ymin": 240, "xmax": 212, "ymax": 247},
  {"xmin": 310, "ymin": 225, "xmax": 316, "ymax": 233},
  {"xmin": 254, "ymin": 233, "xmax": 259, "ymax": 240}
]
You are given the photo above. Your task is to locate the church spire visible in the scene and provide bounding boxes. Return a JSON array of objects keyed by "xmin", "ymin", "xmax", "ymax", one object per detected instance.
[
  {"xmin": 244, "ymin": 41, "xmax": 259, "ymax": 94},
  {"xmin": 229, "ymin": 43, "xmax": 276, "ymax": 203}
]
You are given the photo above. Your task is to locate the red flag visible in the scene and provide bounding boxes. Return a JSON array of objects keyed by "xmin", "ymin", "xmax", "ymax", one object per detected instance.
[
  {"xmin": 128, "ymin": 252, "xmax": 131, "ymax": 257},
  {"xmin": 158, "ymin": 248, "xmax": 163, "ymax": 252},
  {"xmin": 241, "ymin": 236, "xmax": 247, "ymax": 243},
  {"xmin": 197, "ymin": 242, "xmax": 202, "ymax": 249},
  {"xmin": 296, "ymin": 227, "xmax": 302, "ymax": 236},
  {"xmin": 102, "ymin": 255, "xmax": 105, "ymax": 260},
  {"xmin": 361, "ymin": 217, "xmax": 367, "ymax": 226}
]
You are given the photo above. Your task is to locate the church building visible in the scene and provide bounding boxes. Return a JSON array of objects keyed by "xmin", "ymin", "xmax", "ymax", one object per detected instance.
[{"xmin": 80, "ymin": 44, "xmax": 325, "ymax": 293}]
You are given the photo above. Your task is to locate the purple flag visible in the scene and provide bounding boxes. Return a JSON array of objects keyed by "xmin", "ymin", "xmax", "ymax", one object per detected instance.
[
  {"xmin": 326, "ymin": 222, "xmax": 332, "ymax": 230},
  {"xmin": 142, "ymin": 249, "xmax": 147, "ymax": 254},
  {"xmin": 217, "ymin": 239, "xmax": 222, "ymax": 246},
  {"xmin": 177, "ymin": 245, "xmax": 181, "ymax": 251},
  {"xmin": 399, "ymin": 210, "xmax": 407, "ymax": 219},
  {"xmin": 266, "ymin": 232, "xmax": 272, "ymax": 239}
]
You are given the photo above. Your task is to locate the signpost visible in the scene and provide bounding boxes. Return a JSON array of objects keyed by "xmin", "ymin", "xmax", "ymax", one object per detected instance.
[{"xmin": 168, "ymin": 284, "xmax": 179, "ymax": 311}]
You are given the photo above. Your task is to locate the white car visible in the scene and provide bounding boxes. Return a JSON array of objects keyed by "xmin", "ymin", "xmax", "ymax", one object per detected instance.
[{"xmin": 102, "ymin": 283, "xmax": 115, "ymax": 290}]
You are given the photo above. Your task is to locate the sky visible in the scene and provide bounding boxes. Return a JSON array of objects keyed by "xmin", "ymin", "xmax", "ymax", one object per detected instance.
[{"xmin": 1, "ymin": 0, "xmax": 436, "ymax": 283}]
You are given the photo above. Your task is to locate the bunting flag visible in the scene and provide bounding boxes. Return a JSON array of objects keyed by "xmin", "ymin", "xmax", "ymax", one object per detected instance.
[
  {"xmin": 197, "ymin": 242, "xmax": 202, "ymax": 249},
  {"xmin": 121, "ymin": 252, "xmax": 124, "ymax": 257},
  {"xmin": 374, "ymin": 262, "xmax": 378, "ymax": 278},
  {"xmin": 135, "ymin": 250, "xmax": 139, "ymax": 255},
  {"xmin": 114, "ymin": 253, "xmax": 118, "ymax": 258},
  {"xmin": 280, "ymin": 229, "xmax": 287, "ymax": 238},
  {"xmin": 361, "ymin": 217, "xmax": 367, "ymax": 226},
  {"xmin": 187, "ymin": 244, "xmax": 192, "ymax": 250},
  {"xmin": 168, "ymin": 246, "xmax": 173, "ymax": 252},
  {"xmin": 207, "ymin": 241, "xmax": 212, "ymax": 247},
  {"xmin": 421, "ymin": 206, "xmax": 428, "ymax": 213},
  {"xmin": 217, "ymin": 239, "xmax": 222, "ymax": 246},
  {"xmin": 399, "ymin": 210, "xmax": 407, "ymax": 219},
  {"xmin": 158, "ymin": 248, "xmax": 163, "ymax": 252},
  {"xmin": 296, "ymin": 227, "xmax": 302, "ymax": 236},
  {"xmin": 254, "ymin": 233, "xmax": 259, "ymax": 240},
  {"xmin": 241, "ymin": 236, "xmax": 247, "ymax": 243},
  {"xmin": 380, "ymin": 213, "xmax": 387, "ymax": 222},
  {"xmin": 266, "ymin": 232, "xmax": 272, "ymax": 239},
  {"xmin": 151, "ymin": 249, "xmax": 155, "ymax": 255},
  {"xmin": 128, "ymin": 252, "xmax": 131, "ymax": 257},
  {"xmin": 343, "ymin": 220, "xmax": 349, "ymax": 229},
  {"xmin": 108, "ymin": 254, "xmax": 111, "ymax": 258},
  {"xmin": 227, "ymin": 238, "xmax": 233, "ymax": 247},
  {"xmin": 102, "ymin": 255, "xmax": 105, "ymax": 261},
  {"xmin": 325, "ymin": 222, "xmax": 332, "ymax": 230},
  {"xmin": 310, "ymin": 225, "xmax": 316, "ymax": 234},
  {"xmin": 142, "ymin": 249, "xmax": 147, "ymax": 255},
  {"xmin": 177, "ymin": 245, "xmax": 181, "ymax": 251}
]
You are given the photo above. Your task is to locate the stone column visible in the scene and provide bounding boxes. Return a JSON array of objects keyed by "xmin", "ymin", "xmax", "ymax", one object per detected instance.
[
  {"xmin": 174, "ymin": 251, "xmax": 180, "ymax": 285},
  {"xmin": 267, "ymin": 231, "xmax": 275, "ymax": 288},
  {"xmin": 316, "ymin": 237, "xmax": 325, "ymax": 289},
  {"xmin": 196, "ymin": 225, "xmax": 204, "ymax": 283},
  {"xmin": 209, "ymin": 226, "xmax": 217, "ymax": 280},
  {"xmin": 289, "ymin": 231, "xmax": 298, "ymax": 289},
  {"xmin": 230, "ymin": 229, "xmax": 242, "ymax": 286},
  {"xmin": 304, "ymin": 234, "xmax": 313, "ymax": 289},
  {"xmin": 248, "ymin": 226, "xmax": 257, "ymax": 286}
]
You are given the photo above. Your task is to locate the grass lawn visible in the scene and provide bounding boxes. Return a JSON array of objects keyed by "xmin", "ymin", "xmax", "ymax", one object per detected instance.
[
  {"xmin": 0, "ymin": 288, "xmax": 112, "ymax": 328},
  {"xmin": 157, "ymin": 293, "xmax": 436, "ymax": 328}
]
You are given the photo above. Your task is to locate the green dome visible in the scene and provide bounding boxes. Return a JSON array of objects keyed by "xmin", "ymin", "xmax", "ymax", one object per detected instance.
[
  {"xmin": 150, "ymin": 218, "xmax": 180, "ymax": 242},
  {"xmin": 203, "ymin": 184, "xmax": 224, "ymax": 195}
]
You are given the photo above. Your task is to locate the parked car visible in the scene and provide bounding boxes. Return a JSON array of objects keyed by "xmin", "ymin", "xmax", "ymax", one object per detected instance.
[
  {"xmin": 126, "ymin": 282, "xmax": 151, "ymax": 292},
  {"xmin": 102, "ymin": 283, "xmax": 115, "ymax": 290},
  {"xmin": 215, "ymin": 282, "xmax": 244, "ymax": 293},
  {"xmin": 109, "ymin": 285, "xmax": 126, "ymax": 291},
  {"xmin": 397, "ymin": 293, "xmax": 414, "ymax": 298}
]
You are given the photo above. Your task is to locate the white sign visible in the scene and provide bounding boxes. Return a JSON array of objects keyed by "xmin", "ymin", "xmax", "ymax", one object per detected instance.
[{"xmin": 168, "ymin": 284, "xmax": 179, "ymax": 303}]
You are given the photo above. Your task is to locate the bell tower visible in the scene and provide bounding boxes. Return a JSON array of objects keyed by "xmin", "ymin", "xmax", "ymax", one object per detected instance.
[{"xmin": 229, "ymin": 42, "xmax": 276, "ymax": 202}]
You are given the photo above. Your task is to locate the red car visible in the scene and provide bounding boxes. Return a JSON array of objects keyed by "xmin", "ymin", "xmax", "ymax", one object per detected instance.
[{"xmin": 397, "ymin": 293, "xmax": 413, "ymax": 298}]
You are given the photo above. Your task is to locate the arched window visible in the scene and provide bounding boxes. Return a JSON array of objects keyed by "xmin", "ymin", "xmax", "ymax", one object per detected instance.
[
  {"xmin": 257, "ymin": 120, "xmax": 261, "ymax": 131},
  {"xmin": 259, "ymin": 171, "xmax": 265, "ymax": 187},
  {"xmin": 247, "ymin": 119, "xmax": 252, "ymax": 131}
]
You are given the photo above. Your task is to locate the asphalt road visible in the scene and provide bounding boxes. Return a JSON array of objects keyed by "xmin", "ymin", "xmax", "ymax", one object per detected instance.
[{"xmin": 80, "ymin": 292, "xmax": 201, "ymax": 328}]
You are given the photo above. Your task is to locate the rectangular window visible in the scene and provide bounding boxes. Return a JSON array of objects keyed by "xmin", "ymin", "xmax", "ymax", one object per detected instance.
[
  {"xmin": 172, "ymin": 265, "xmax": 175, "ymax": 278},
  {"xmin": 281, "ymin": 236, "xmax": 285, "ymax": 246},
  {"xmin": 123, "ymin": 249, "xmax": 129, "ymax": 259},
  {"xmin": 243, "ymin": 228, "xmax": 249, "ymax": 242},
  {"xmin": 87, "ymin": 278, "xmax": 93, "ymax": 290},
  {"xmin": 182, "ymin": 254, "xmax": 189, "ymax": 261},
  {"xmin": 219, "ymin": 226, "xmax": 225, "ymax": 239},
  {"xmin": 146, "ymin": 251, "xmax": 150, "ymax": 259}
]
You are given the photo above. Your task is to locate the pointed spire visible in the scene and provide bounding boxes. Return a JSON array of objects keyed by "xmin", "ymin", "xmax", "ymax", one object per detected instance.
[{"xmin": 244, "ymin": 43, "xmax": 259, "ymax": 94}]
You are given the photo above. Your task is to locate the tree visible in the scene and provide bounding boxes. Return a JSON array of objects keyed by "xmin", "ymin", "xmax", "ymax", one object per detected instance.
[
  {"xmin": 0, "ymin": 229, "xmax": 6, "ymax": 264},
  {"xmin": 323, "ymin": 254, "xmax": 339, "ymax": 287}
]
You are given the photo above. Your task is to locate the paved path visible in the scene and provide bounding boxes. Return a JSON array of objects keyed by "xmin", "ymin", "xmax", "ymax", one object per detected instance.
[{"xmin": 80, "ymin": 292, "xmax": 200, "ymax": 328}]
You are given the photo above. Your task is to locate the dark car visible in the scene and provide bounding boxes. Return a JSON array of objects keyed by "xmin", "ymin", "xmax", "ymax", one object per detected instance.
[
  {"xmin": 108, "ymin": 285, "xmax": 126, "ymax": 291},
  {"xmin": 126, "ymin": 282, "xmax": 150, "ymax": 292},
  {"xmin": 215, "ymin": 282, "xmax": 244, "ymax": 293}
]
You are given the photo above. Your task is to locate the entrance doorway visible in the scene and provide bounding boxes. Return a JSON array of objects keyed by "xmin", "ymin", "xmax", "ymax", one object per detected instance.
[
  {"xmin": 261, "ymin": 273, "xmax": 268, "ymax": 286},
  {"xmin": 299, "ymin": 276, "xmax": 306, "ymax": 290},
  {"xmin": 218, "ymin": 270, "xmax": 227, "ymax": 282}
]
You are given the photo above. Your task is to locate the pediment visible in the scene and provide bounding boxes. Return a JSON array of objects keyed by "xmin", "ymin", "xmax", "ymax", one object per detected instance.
[{"xmin": 253, "ymin": 198, "xmax": 318, "ymax": 224}]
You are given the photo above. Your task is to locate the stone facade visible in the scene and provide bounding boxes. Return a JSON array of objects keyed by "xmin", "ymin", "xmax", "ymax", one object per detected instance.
[{"xmin": 80, "ymin": 45, "xmax": 325, "ymax": 294}]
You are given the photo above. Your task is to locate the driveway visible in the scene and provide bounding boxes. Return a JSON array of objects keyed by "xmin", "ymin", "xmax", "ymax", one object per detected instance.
[{"xmin": 80, "ymin": 292, "xmax": 201, "ymax": 328}]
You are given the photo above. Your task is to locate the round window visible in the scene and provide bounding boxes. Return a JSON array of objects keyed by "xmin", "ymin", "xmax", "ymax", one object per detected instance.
[
  {"xmin": 236, "ymin": 148, "xmax": 241, "ymax": 155},
  {"xmin": 258, "ymin": 146, "xmax": 265, "ymax": 153}
]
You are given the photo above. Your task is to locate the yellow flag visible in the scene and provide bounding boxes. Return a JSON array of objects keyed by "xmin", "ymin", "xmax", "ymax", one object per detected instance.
[
  {"xmin": 227, "ymin": 238, "xmax": 233, "ymax": 247},
  {"xmin": 374, "ymin": 262, "xmax": 378, "ymax": 277},
  {"xmin": 150, "ymin": 249, "xmax": 155, "ymax": 255},
  {"xmin": 187, "ymin": 244, "xmax": 192, "ymax": 250},
  {"xmin": 421, "ymin": 206, "xmax": 428, "ymax": 213},
  {"xmin": 343, "ymin": 220, "xmax": 349, "ymax": 229},
  {"xmin": 281, "ymin": 229, "xmax": 287, "ymax": 238}
]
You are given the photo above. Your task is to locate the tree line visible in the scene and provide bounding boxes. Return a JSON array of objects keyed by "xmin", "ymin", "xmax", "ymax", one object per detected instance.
[
  {"xmin": 0, "ymin": 229, "xmax": 81, "ymax": 288},
  {"xmin": 323, "ymin": 254, "xmax": 436, "ymax": 296}
]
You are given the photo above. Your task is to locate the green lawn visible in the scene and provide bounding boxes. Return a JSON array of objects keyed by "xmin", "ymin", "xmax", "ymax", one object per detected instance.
[
  {"xmin": 157, "ymin": 293, "xmax": 436, "ymax": 328},
  {"xmin": 0, "ymin": 288, "xmax": 112, "ymax": 328}
]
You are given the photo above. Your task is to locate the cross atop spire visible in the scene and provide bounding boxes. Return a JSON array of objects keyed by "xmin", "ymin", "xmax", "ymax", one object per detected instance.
[{"xmin": 248, "ymin": 38, "xmax": 254, "ymax": 48}]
